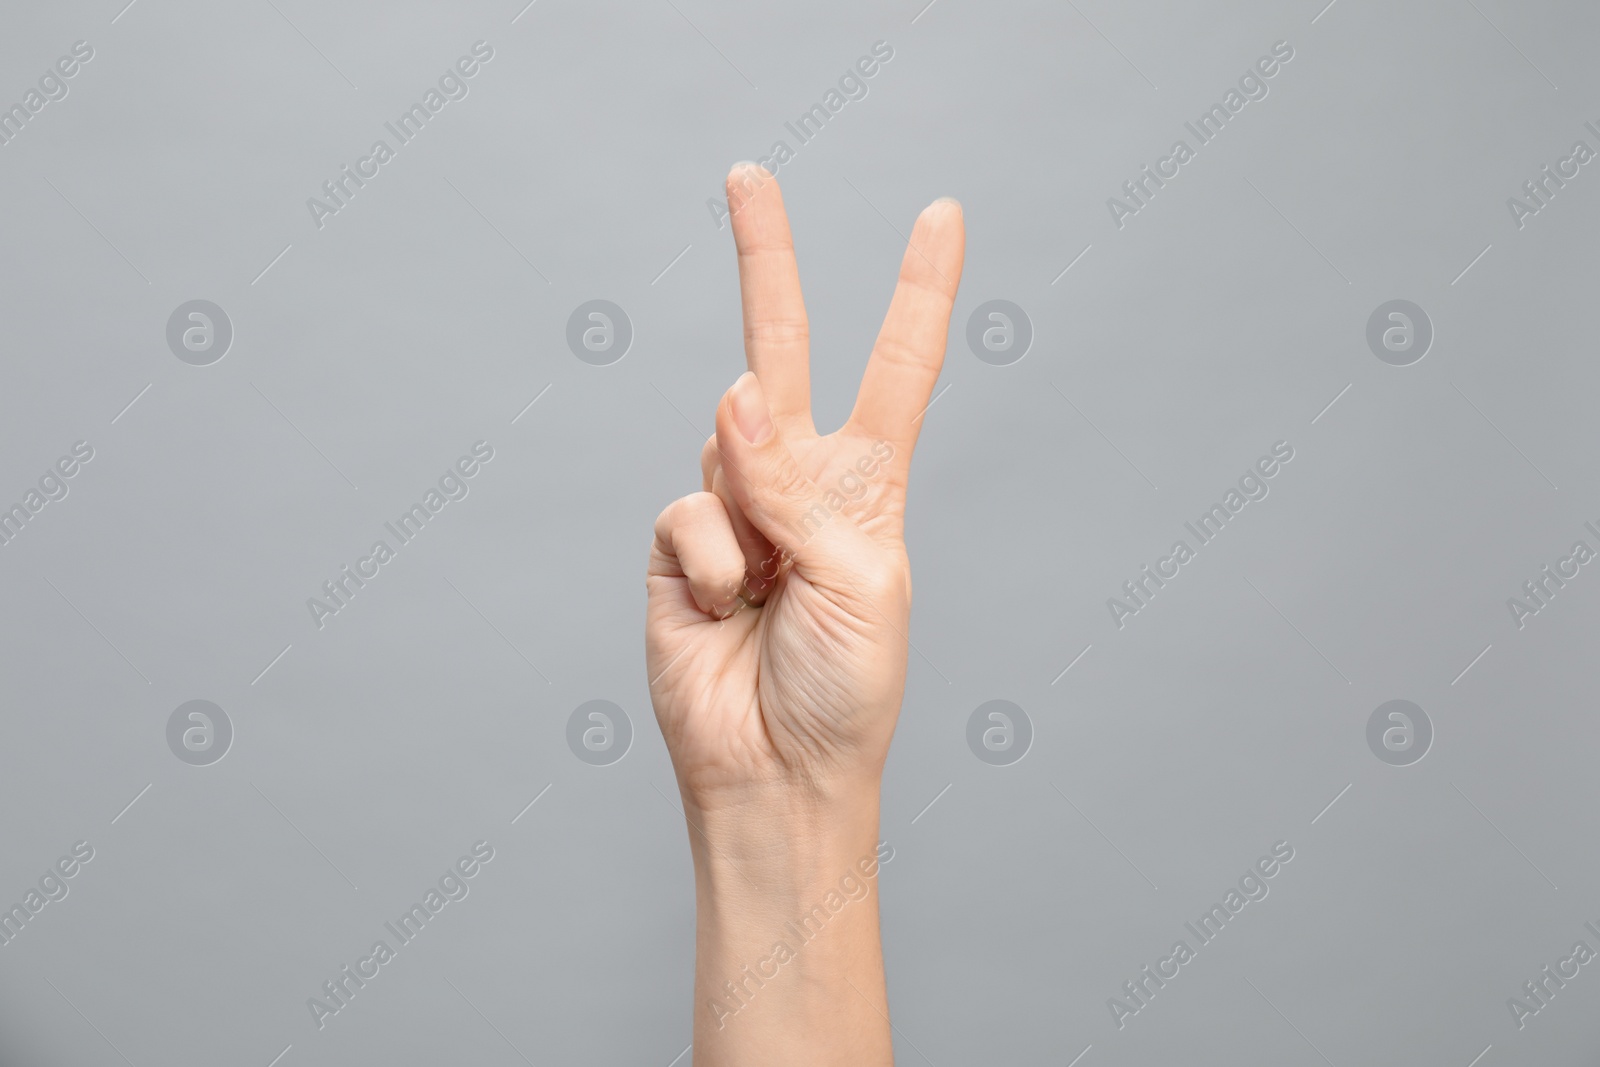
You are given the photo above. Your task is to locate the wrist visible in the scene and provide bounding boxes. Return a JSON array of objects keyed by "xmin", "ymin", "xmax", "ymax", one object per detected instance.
[{"xmin": 683, "ymin": 780, "xmax": 882, "ymax": 891}]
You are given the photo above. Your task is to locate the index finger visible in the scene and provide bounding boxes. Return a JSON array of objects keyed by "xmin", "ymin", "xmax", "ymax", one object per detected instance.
[{"xmin": 727, "ymin": 164, "xmax": 814, "ymax": 436}]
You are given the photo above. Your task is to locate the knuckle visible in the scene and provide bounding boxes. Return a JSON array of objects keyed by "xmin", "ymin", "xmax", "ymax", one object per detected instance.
[
  {"xmin": 856, "ymin": 561, "xmax": 909, "ymax": 606},
  {"xmin": 653, "ymin": 498, "xmax": 686, "ymax": 541},
  {"xmin": 711, "ymin": 560, "xmax": 747, "ymax": 598},
  {"xmin": 700, "ymin": 435, "xmax": 722, "ymax": 482},
  {"xmin": 744, "ymin": 319, "xmax": 810, "ymax": 347},
  {"xmin": 656, "ymin": 492, "xmax": 713, "ymax": 536},
  {"xmin": 869, "ymin": 334, "xmax": 929, "ymax": 370},
  {"xmin": 896, "ymin": 270, "xmax": 957, "ymax": 302},
  {"xmin": 734, "ymin": 233, "xmax": 794, "ymax": 257}
]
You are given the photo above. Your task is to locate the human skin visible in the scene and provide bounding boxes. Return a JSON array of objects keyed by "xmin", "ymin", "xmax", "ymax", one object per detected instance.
[{"xmin": 645, "ymin": 163, "xmax": 965, "ymax": 1066}]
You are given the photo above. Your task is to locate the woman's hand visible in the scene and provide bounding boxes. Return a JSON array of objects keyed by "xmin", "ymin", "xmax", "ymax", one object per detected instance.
[
  {"xmin": 646, "ymin": 165, "xmax": 965, "ymax": 814},
  {"xmin": 644, "ymin": 164, "xmax": 963, "ymax": 1066}
]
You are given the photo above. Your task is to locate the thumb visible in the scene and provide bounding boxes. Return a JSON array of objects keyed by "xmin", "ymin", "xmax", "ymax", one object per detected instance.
[{"xmin": 713, "ymin": 372, "xmax": 876, "ymax": 586}]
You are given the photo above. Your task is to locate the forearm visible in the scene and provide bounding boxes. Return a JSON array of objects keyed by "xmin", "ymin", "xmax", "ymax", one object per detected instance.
[{"xmin": 685, "ymin": 783, "xmax": 895, "ymax": 1066}]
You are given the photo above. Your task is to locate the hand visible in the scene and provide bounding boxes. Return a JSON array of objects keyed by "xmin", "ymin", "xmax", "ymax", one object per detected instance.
[
  {"xmin": 646, "ymin": 165, "xmax": 966, "ymax": 812},
  {"xmin": 645, "ymin": 164, "xmax": 964, "ymax": 1066}
]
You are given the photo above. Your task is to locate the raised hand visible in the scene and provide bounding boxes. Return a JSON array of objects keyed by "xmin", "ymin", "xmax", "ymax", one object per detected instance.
[
  {"xmin": 644, "ymin": 162, "xmax": 963, "ymax": 1067},
  {"xmin": 646, "ymin": 165, "xmax": 965, "ymax": 810}
]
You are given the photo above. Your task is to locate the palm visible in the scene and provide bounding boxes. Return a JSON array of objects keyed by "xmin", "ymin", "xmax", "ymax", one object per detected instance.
[
  {"xmin": 646, "ymin": 169, "xmax": 964, "ymax": 801},
  {"xmin": 648, "ymin": 431, "xmax": 907, "ymax": 795},
  {"xmin": 791, "ymin": 431, "xmax": 910, "ymax": 542}
]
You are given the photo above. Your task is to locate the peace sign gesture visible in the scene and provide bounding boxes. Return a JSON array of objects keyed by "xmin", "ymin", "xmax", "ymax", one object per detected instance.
[{"xmin": 646, "ymin": 164, "xmax": 965, "ymax": 809}]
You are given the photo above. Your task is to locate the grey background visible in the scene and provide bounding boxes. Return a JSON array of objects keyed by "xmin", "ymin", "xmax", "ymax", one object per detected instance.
[{"xmin": 1, "ymin": 0, "xmax": 1596, "ymax": 1063}]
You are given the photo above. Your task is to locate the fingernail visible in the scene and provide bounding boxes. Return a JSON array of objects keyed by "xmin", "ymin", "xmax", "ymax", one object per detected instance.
[
  {"xmin": 729, "ymin": 372, "xmax": 773, "ymax": 444},
  {"xmin": 929, "ymin": 196, "xmax": 962, "ymax": 212}
]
